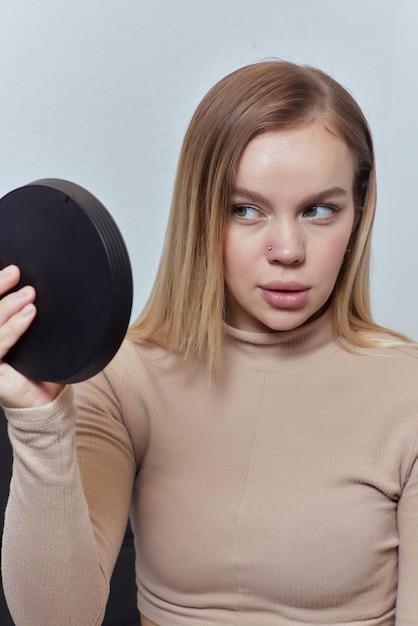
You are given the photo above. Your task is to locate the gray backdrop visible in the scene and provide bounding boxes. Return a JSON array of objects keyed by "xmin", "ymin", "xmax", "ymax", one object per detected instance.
[{"xmin": 1, "ymin": 1, "xmax": 416, "ymax": 338}]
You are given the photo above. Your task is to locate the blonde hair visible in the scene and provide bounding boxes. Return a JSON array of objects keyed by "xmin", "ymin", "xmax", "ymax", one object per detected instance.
[{"xmin": 128, "ymin": 59, "xmax": 411, "ymax": 368}]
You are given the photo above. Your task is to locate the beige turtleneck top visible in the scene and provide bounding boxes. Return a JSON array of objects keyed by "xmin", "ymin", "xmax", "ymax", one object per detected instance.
[{"xmin": 3, "ymin": 313, "xmax": 418, "ymax": 625}]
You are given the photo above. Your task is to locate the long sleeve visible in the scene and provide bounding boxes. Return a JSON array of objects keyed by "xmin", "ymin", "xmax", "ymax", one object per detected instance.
[
  {"xmin": 1, "ymin": 378, "xmax": 136, "ymax": 626},
  {"xmin": 395, "ymin": 453, "xmax": 418, "ymax": 625}
]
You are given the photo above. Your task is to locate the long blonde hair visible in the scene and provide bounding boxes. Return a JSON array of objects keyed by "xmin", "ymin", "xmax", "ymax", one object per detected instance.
[{"xmin": 128, "ymin": 60, "xmax": 410, "ymax": 368}]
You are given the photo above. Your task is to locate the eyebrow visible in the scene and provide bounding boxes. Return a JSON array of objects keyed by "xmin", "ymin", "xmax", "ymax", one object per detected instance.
[{"xmin": 230, "ymin": 185, "xmax": 349, "ymax": 205}]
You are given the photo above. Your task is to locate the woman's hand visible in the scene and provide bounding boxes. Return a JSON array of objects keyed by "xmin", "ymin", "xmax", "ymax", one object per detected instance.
[{"xmin": 0, "ymin": 265, "xmax": 63, "ymax": 408}]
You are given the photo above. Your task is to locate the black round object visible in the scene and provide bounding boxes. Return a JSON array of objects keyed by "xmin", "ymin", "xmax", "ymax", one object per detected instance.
[{"xmin": 0, "ymin": 179, "xmax": 133, "ymax": 383}]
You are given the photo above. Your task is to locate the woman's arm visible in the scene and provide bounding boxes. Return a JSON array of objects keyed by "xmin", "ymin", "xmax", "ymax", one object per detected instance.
[{"xmin": 2, "ymin": 376, "xmax": 136, "ymax": 626}]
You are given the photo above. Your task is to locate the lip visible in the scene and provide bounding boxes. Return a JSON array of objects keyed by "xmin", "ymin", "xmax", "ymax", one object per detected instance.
[{"xmin": 259, "ymin": 281, "xmax": 310, "ymax": 309}]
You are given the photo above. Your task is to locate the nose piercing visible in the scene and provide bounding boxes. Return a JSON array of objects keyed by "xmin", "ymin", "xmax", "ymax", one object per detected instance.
[{"xmin": 267, "ymin": 245, "xmax": 273, "ymax": 251}]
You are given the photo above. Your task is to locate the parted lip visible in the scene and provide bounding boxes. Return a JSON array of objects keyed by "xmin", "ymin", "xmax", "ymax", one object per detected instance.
[{"xmin": 259, "ymin": 281, "xmax": 310, "ymax": 292}]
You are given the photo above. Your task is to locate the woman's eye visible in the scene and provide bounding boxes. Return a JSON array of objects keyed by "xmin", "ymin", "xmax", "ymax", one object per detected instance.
[
  {"xmin": 303, "ymin": 203, "xmax": 339, "ymax": 219},
  {"xmin": 231, "ymin": 204, "xmax": 260, "ymax": 219}
]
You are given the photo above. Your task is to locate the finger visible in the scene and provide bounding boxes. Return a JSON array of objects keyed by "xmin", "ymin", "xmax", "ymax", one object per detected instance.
[
  {"xmin": 0, "ymin": 285, "xmax": 36, "ymax": 326},
  {"xmin": 0, "ymin": 298, "xmax": 37, "ymax": 359},
  {"xmin": 0, "ymin": 265, "xmax": 21, "ymax": 295}
]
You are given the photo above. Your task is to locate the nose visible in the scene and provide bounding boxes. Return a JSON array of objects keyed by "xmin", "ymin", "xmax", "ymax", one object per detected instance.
[{"xmin": 266, "ymin": 221, "xmax": 305, "ymax": 265}]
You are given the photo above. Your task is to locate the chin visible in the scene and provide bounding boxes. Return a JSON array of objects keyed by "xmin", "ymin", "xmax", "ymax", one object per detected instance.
[
  {"xmin": 260, "ymin": 313, "xmax": 310, "ymax": 333},
  {"xmin": 265, "ymin": 305, "xmax": 328, "ymax": 332},
  {"xmin": 255, "ymin": 320, "xmax": 303, "ymax": 333}
]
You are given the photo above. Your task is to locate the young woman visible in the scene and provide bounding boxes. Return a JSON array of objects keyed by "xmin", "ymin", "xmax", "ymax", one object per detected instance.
[{"xmin": 2, "ymin": 60, "xmax": 418, "ymax": 625}]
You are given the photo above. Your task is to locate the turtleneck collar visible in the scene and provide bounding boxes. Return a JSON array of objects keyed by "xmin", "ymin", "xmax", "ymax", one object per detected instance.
[{"xmin": 222, "ymin": 310, "xmax": 339, "ymax": 371}]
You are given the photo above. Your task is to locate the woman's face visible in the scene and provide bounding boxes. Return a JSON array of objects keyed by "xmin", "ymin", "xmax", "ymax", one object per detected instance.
[{"xmin": 223, "ymin": 122, "xmax": 360, "ymax": 333}]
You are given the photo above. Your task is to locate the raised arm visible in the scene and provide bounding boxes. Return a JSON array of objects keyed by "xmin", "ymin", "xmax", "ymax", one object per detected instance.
[{"xmin": 0, "ymin": 265, "xmax": 136, "ymax": 625}]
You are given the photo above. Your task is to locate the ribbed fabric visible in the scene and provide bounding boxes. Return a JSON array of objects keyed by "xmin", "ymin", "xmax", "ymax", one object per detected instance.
[{"xmin": 3, "ymin": 312, "xmax": 418, "ymax": 625}]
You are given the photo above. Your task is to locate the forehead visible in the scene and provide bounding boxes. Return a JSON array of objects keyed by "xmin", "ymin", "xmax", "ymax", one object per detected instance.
[{"xmin": 234, "ymin": 123, "xmax": 356, "ymax": 197}]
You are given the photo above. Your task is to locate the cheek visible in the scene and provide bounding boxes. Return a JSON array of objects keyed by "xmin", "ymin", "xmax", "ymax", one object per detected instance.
[
  {"xmin": 223, "ymin": 230, "xmax": 248, "ymax": 277},
  {"xmin": 318, "ymin": 230, "xmax": 352, "ymax": 277},
  {"xmin": 331, "ymin": 230, "xmax": 351, "ymax": 257}
]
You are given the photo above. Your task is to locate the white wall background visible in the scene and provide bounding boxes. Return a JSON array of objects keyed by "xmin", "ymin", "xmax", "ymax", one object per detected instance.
[{"xmin": 0, "ymin": 0, "xmax": 417, "ymax": 337}]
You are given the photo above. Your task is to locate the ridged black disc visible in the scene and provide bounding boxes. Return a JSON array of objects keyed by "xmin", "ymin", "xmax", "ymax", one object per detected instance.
[{"xmin": 0, "ymin": 179, "xmax": 133, "ymax": 383}]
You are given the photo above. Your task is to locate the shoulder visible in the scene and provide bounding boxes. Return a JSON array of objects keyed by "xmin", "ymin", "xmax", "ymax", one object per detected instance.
[
  {"xmin": 73, "ymin": 338, "xmax": 173, "ymax": 406},
  {"xmin": 355, "ymin": 339, "xmax": 418, "ymax": 368},
  {"xmin": 341, "ymin": 339, "xmax": 418, "ymax": 377},
  {"xmin": 100, "ymin": 337, "xmax": 202, "ymax": 400},
  {"xmin": 333, "ymin": 341, "xmax": 418, "ymax": 422},
  {"xmin": 72, "ymin": 339, "xmax": 180, "ymax": 460},
  {"xmin": 108, "ymin": 337, "xmax": 181, "ymax": 377}
]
